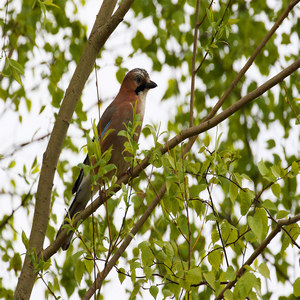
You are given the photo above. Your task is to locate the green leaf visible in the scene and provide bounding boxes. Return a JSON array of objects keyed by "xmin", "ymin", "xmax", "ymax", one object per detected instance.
[
  {"xmin": 7, "ymin": 58, "xmax": 24, "ymax": 74},
  {"xmin": 294, "ymin": 277, "xmax": 300, "ymax": 297},
  {"xmin": 240, "ymin": 189, "xmax": 254, "ymax": 216},
  {"xmin": 234, "ymin": 272, "xmax": 256, "ymax": 298},
  {"xmin": 74, "ymin": 260, "xmax": 85, "ymax": 284},
  {"xmin": 258, "ymin": 160, "xmax": 268, "ymax": 177},
  {"xmin": 186, "ymin": 267, "xmax": 202, "ymax": 284},
  {"xmin": 162, "ymin": 289, "xmax": 173, "ymax": 298},
  {"xmin": 203, "ymin": 271, "xmax": 216, "ymax": 290},
  {"xmin": 84, "ymin": 259, "xmax": 94, "ymax": 274},
  {"xmin": 172, "ymin": 10, "xmax": 185, "ymax": 24},
  {"xmin": 25, "ymin": 98, "xmax": 32, "ymax": 112},
  {"xmin": 203, "ymin": 134, "xmax": 211, "ymax": 147},
  {"xmin": 43, "ymin": 0, "xmax": 60, "ymax": 8},
  {"xmin": 208, "ymin": 249, "xmax": 221, "ymax": 271},
  {"xmin": 162, "ymin": 78, "xmax": 179, "ymax": 100},
  {"xmin": 150, "ymin": 286, "xmax": 159, "ymax": 299},
  {"xmin": 11, "ymin": 67, "xmax": 23, "ymax": 85},
  {"xmin": 22, "ymin": 231, "xmax": 29, "ymax": 249},
  {"xmin": 244, "ymin": 265, "xmax": 255, "ymax": 272},
  {"xmin": 165, "ymin": 155, "xmax": 175, "ymax": 170},
  {"xmin": 233, "ymin": 173, "xmax": 243, "ymax": 187},
  {"xmin": 277, "ymin": 210, "xmax": 289, "ymax": 219},
  {"xmin": 9, "ymin": 253, "xmax": 22, "ymax": 274},
  {"xmin": 52, "ymin": 87, "xmax": 64, "ymax": 108},
  {"xmin": 118, "ymin": 267, "xmax": 126, "ymax": 284},
  {"xmin": 116, "ymin": 67, "xmax": 128, "ymax": 84},
  {"xmin": 266, "ymin": 139, "xmax": 275, "ymax": 149},
  {"xmin": 291, "ymin": 161, "xmax": 299, "ymax": 175},
  {"xmin": 248, "ymin": 208, "xmax": 268, "ymax": 242},
  {"xmin": 262, "ymin": 199, "xmax": 277, "ymax": 212},
  {"xmin": 144, "ymin": 266, "xmax": 153, "ymax": 280},
  {"xmin": 227, "ymin": 18, "xmax": 239, "ymax": 24},
  {"xmin": 222, "ymin": 266, "xmax": 236, "ymax": 281},
  {"xmin": 258, "ymin": 263, "xmax": 270, "ymax": 279},
  {"xmin": 271, "ymin": 165, "xmax": 282, "ymax": 178},
  {"xmin": 141, "ymin": 246, "xmax": 154, "ymax": 267},
  {"xmin": 229, "ymin": 182, "xmax": 238, "ymax": 203},
  {"xmin": 8, "ymin": 160, "xmax": 16, "ymax": 168},
  {"xmin": 271, "ymin": 183, "xmax": 281, "ymax": 198},
  {"xmin": 224, "ymin": 290, "xmax": 234, "ymax": 300}
]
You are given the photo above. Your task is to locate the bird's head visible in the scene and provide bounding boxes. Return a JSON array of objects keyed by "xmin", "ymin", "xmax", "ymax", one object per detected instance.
[{"xmin": 121, "ymin": 68, "xmax": 157, "ymax": 97}]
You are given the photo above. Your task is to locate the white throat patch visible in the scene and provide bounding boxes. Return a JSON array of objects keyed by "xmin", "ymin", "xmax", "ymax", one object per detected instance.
[{"xmin": 138, "ymin": 89, "xmax": 148, "ymax": 119}]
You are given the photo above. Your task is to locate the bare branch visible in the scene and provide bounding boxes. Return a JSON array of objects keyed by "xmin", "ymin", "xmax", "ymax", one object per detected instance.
[{"xmin": 2, "ymin": 133, "xmax": 50, "ymax": 159}]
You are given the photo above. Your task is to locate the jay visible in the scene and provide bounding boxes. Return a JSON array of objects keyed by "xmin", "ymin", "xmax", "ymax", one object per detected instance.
[{"xmin": 57, "ymin": 68, "xmax": 157, "ymax": 250}]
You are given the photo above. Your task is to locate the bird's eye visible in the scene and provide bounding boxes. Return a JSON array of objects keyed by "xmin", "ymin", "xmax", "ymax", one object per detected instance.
[{"xmin": 136, "ymin": 76, "xmax": 142, "ymax": 84}]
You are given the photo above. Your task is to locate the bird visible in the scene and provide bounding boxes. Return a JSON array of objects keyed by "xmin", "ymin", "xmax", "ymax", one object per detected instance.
[{"xmin": 56, "ymin": 68, "xmax": 157, "ymax": 250}]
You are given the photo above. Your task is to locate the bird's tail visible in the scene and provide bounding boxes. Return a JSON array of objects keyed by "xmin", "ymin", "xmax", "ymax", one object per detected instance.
[{"xmin": 56, "ymin": 177, "xmax": 93, "ymax": 250}]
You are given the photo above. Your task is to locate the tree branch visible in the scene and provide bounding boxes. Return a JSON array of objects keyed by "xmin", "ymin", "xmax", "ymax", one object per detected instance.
[
  {"xmin": 43, "ymin": 57, "xmax": 298, "ymax": 263},
  {"xmin": 13, "ymin": 0, "xmax": 134, "ymax": 299},
  {"xmin": 189, "ymin": 0, "xmax": 201, "ymax": 128},
  {"xmin": 78, "ymin": 58, "xmax": 300, "ymax": 299},
  {"xmin": 44, "ymin": 57, "xmax": 300, "ymax": 262},
  {"xmin": 83, "ymin": 184, "xmax": 167, "ymax": 300},
  {"xmin": 2, "ymin": 133, "xmax": 50, "ymax": 159},
  {"xmin": 215, "ymin": 213, "xmax": 300, "ymax": 300},
  {"xmin": 78, "ymin": 2, "xmax": 300, "ymax": 297},
  {"xmin": 204, "ymin": 0, "xmax": 300, "ymax": 121}
]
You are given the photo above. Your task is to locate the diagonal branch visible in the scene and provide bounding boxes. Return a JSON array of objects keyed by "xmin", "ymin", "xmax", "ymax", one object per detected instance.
[
  {"xmin": 44, "ymin": 57, "xmax": 300, "ymax": 261},
  {"xmin": 215, "ymin": 213, "xmax": 300, "ymax": 300},
  {"xmin": 184, "ymin": 0, "xmax": 298, "ymax": 154},
  {"xmin": 13, "ymin": 1, "xmax": 135, "ymax": 299},
  {"xmin": 75, "ymin": 58, "xmax": 300, "ymax": 299},
  {"xmin": 204, "ymin": 0, "xmax": 300, "ymax": 121},
  {"xmin": 76, "ymin": 2, "xmax": 300, "ymax": 296},
  {"xmin": 43, "ymin": 57, "xmax": 298, "ymax": 261}
]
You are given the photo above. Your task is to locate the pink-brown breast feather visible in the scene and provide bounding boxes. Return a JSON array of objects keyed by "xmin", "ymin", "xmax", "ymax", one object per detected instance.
[{"xmin": 99, "ymin": 92, "xmax": 145, "ymax": 178}]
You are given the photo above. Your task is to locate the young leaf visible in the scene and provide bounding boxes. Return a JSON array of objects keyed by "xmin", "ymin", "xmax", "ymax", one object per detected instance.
[
  {"xmin": 118, "ymin": 267, "xmax": 126, "ymax": 284},
  {"xmin": 150, "ymin": 286, "xmax": 159, "ymax": 299}
]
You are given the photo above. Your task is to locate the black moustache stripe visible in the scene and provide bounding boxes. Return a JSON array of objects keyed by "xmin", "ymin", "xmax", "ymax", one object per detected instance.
[{"xmin": 135, "ymin": 83, "xmax": 146, "ymax": 95}]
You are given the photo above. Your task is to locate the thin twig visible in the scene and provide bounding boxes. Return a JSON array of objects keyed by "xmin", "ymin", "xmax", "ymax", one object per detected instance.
[
  {"xmin": 2, "ymin": 133, "xmax": 51, "ymax": 159},
  {"xmin": 194, "ymin": 0, "xmax": 232, "ymax": 74},
  {"xmin": 282, "ymin": 82, "xmax": 300, "ymax": 124},
  {"xmin": 204, "ymin": 0, "xmax": 300, "ymax": 121},
  {"xmin": 0, "ymin": 177, "xmax": 38, "ymax": 230},
  {"xmin": 46, "ymin": 58, "xmax": 300, "ymax": 263},
  {"xmin": 80, "ymin": 59, "xmax": 300, "ymax": 298},
  {"xmin": 38, "ymin": 273, "xmax": 59, "ymax": 300},
  {"xmin": 204, "ymin": 176, "xmax": 229, "ymax": 267},
  {"xmin": 189, "ymin": 0, "xmax": 201, "ymax": 128},
  {"xmin": 215, "ymin": 213, "xmax": 300, "ymax": 300}
]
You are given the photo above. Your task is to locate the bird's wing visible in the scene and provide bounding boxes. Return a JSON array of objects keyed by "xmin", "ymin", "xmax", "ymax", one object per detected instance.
[
  {"xmin": 71, "ymin": 155, "xmax": 89, "ymax": 194},
  {"xmin": 71, "ymin": 104, "xmax": 117, "ymax": 194},
  {"xmin": 98, "ymin": 104, "xmax": 117, "ymax": 137}
]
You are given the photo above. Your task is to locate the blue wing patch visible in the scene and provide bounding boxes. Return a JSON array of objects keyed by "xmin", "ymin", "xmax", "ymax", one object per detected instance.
[{"xmin": 99, "ymin": 121, "xmax": 111, "ymax": 139}]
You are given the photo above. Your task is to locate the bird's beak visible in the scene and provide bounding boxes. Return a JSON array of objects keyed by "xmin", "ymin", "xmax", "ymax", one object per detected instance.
[{"xmin": 147, "ymin": 80, "xmax": 157, "ymax": 89}]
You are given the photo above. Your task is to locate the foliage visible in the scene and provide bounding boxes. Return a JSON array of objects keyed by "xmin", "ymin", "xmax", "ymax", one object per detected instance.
[{"xmin": 0, "ymin": 0, "xmax": 299, "ymax": 299}]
